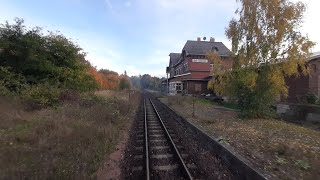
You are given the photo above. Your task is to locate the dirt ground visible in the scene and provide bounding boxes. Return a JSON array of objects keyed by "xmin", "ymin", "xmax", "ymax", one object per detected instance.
[
  {"xmin": 96, "ymin": 90, "xmax": 139, "ymax": 179},
  {"xmin": 96, "ymin": 114, "xmax": 133, "ymax": 180},
  {"xmin": 159, "ymin": 96, "xmax": 320, "ymax": 180}
]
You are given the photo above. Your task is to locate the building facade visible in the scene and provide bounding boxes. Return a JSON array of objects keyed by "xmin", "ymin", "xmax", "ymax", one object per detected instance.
[
  {"xmin": 166, "ymin": 38, "xmax": 233, "ymax": 95},
  {"xmin": 284, "ymin": 52, "xmax": 320, "ymax": 103}
]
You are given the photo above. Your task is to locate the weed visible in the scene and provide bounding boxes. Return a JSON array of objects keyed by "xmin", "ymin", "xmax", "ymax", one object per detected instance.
[
  {"xmin": 195, "ymin": 98, "xmax": 214, "ymax": 105},
  {"xmin": 294, "ymin": 160, "xmax": 311, "ymax": 170},
  {"xmin": 276, "ymin": 156, "xmax": 287, "ymax": 165},
  {"xmin": 275, "ymin": 143, "xmax": 287, "ymax": 156},
  {"xmin": 217, "ymin": 137, "xmax": 230, "ymax": 145}
]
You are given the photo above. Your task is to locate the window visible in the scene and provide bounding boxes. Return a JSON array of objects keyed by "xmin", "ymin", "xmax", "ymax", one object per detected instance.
[
  {"xmin": 183, "ymin": 62, "xmax": 189, "ymax": 72},
  {"xmin": 210, "ymin": 64, "xmax": 214, "ymax": 71},
  {"xmin": 192, "ymin": 59, "xmax": 208, "ymax": 63},
  {"xmin": 176, "ymin": 83, "xmax": 182, "ymax": 91},
  {"xmin": 212, "ymin": 47, "xmax": 219, "ymax": 52}
]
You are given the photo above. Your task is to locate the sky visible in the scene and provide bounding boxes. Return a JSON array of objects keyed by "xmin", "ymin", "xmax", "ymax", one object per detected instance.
[{"xmin": 0, "ymin": 0, "xmax": 319, "ymax": 77}]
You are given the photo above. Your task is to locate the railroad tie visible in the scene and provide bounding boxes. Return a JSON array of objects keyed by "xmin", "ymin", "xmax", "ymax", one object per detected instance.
[
  {"xmin": 134, "ymin": 155, "xmax": 143, "ymax": 160},
  {"xmin": 149, "ymin": 134, "xmax": 165, "ymax": 137},
  {"xmin": 151, "ymin": 146, "xmax": 170, "ymax": 150},
  {"xmin": 152, "ymin": 164, "xmax": 178, "ymax": 171},
  {"xmin": 181, "ymin": 154, "xmax": 189, "ymax": 158},
  {"xmin": 148, "ymin": 124, "xmax": 160, "ymax": 126},
  {"xmin": 176, "ymin": 145, "xmax": 183, "ymax": 149},
  {"xmin": 149, "ymin": 130, "xmax": 162, "ymax": 133},
  {"xmin": 132, "ymin": 166, "xmax": 143, "ymax": 171},
  {"xmin": 150, "ymin": 139, "xmax": 167, "ymax": 142},
  {"xmin": 148, "ymin": 121, "xmax": 159, "ymax": 123},
  {"xmin": 187, "ymin": 163, "xmax": 197, "ymax": 169},
  {"xmin": 137, "ymin": 134, "xmax": 144, "ymax": 138},
  {"xmin": 134, "ymin": 146, "xmax": 143, "ymax": 151},
  {"xmin": 151, "ymin": 154, "xmax": 173, "ymax": 159}
]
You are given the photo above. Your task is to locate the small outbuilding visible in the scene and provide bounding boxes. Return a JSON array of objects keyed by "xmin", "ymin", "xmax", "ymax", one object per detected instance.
[{"xmin": 284, "ymin": 52, "xmax": 320, "ymax": 103}]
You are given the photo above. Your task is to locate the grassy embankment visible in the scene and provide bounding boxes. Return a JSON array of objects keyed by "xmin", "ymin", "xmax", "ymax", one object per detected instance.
[
  {"xmin": 160, "ymin": 96, "xmax": 320, "ymax": 180},
  {"xmin": 0, "ymin": 90, "xmax": 140, "ymax": 179}
]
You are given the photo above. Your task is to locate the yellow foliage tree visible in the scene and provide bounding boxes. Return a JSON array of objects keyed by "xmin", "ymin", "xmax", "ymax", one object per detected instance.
[
  {"xmin": 207, "ymin": 52, "xmax": 232, "ymax": 95},
  {"xmin": 218, "ymin": 0, "xmax": 315, "ymax": 118}
]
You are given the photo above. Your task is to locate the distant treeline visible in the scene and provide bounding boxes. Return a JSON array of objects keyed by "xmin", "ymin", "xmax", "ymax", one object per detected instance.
[{"xmin": 130, "ymin": 74, "xmax": 165, "ymax": 91}]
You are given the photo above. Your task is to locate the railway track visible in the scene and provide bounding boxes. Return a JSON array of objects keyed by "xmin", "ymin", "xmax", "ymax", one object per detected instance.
[
  {"xmin": 130, "ymin": 97, "xmax": 196, "ymax": 179},
  {"xmin": 124, "ymin": 93, "xmax": 265, "ymax": 179}
]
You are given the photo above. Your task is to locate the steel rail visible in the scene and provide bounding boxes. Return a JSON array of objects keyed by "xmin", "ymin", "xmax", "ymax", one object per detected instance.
[
  {"xmin": 144, "ymin": 98, "xmax": 150, "ymax": 180},
  {"xmin": 148, "ymin": 97, "xmax": 193, "ymax": 180}
]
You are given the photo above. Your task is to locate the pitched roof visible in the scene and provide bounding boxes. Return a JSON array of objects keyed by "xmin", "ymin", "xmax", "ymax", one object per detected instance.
[
  {"xmin": 309, "ymin": 51, "xmax": 320, "ymax": 60},
  {"xmin": 169, "ymin": 53, "xmax": 181, "ymax": 66},
  {"xmin": 182, "ymin": 40, "xmax": 232, "ymax": 56}
]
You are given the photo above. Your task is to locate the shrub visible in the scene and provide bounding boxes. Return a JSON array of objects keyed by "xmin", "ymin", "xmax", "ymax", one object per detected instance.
[
  {"xmin": 0, "ymin": 18, "xmax": 99, "ymax": 99},
  {"xmin": 0, "ymin": 67, "xmax": 27, "ymax": 95},
  {"xmin": 305, "ymin": 93, "xmax": 318, "ymax": 104},
  {"xmin": 21, "ymin": 83, "xmax": 62, "ymax": 107}
]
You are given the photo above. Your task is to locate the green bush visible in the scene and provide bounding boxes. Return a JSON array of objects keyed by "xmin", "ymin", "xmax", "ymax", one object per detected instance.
[
  {"xmin": 0, "ymin": 81, "xmax": 11, "ymax": 96},
  {"xmin": 21, "ymin": 83, "xmax": 62, "ymax": 106},
  {"xmin": 0, "ymin": 67, "xmax": 27, "ymax": 95},
  {"xmin": 305, "ymin": 93, "xmax": 318, "ymax": 104},
  {"xmin": 0, "ymin": 18, "xmax": 99, "ymax": 105},
  {"xmin": 79, "ymin": 94, "xmax": 108, "ymax": 107}
]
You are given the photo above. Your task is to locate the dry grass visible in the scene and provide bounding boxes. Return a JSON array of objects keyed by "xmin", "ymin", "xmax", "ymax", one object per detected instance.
[
  {"xmin": 160, "ymin": 96, "xmax": 320, "ymax": 180},
  {"xmin": 0, "ymin": 90, "xmax": 140, "ymax": 179}
]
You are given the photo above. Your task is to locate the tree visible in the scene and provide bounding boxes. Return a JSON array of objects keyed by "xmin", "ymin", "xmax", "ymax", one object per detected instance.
[
  {"xmin": 99, "ymin": 69, "xmax": 120, "ymax": 90},
  {"xmin": 217, "ymin": 0, "xmax": 315, "ymax": 118},
  {"xmin": 119, "ymin": 76, "xmax": 130, "ymax": 90},
  {"xmin": 140, "ymin": 74, "xmax": 162, "ymax": 91},
  {"xmin": 207, "ymin": 52, "xmax": 227, "ymax": 93},
  {"xmin": 130, "ymin": 75, "xmax": 141, "ymax": 89},
  {"xmin": 0, "ymin": 18, "xmax": 98, "ymax": 104}
]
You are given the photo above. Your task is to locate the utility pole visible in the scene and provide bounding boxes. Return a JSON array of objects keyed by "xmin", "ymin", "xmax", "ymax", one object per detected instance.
[
  {"xmin": 192, "ymin": 94, "xmax": 195, "ymax": 117},
  {"xmin": 166, "ymin": 67, "xmax": 169, "ymax": 95}
]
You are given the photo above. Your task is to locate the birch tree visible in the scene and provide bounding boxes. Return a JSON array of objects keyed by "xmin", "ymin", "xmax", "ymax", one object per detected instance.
[{"xmin": 218, "ymin": 0, "xmax": 315, "ymax": 117}]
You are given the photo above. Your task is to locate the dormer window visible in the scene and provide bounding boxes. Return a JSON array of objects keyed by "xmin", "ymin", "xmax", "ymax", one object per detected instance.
[{"xmin": 212, "ymin": 47, "xmax": 219, "ymax": 52}]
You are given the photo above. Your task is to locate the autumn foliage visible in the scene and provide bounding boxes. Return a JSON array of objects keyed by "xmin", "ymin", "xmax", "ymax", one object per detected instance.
[
  {"xmin": 87, "ymin": 68, "xmax": 130, "ymax": 90},
  {"xmin": 210, "ymin": 0, "xmax": 315, "ymax": 118}
]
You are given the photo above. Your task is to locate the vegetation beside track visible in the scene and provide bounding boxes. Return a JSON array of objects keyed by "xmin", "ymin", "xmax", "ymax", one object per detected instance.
[
  {"xmin": 0, "ymin": 90, "xmax": 140, "ymax": 178},
  {"xmin": 160, "ymin": 96, "xmax": 320, "ymax": 179}
]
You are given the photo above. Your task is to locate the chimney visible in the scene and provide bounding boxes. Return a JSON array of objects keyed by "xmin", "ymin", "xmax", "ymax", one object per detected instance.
[
  {"xmin": 197, "ymin": 37, "xmax": 201, "ymax": 41},
  {"xmin": 210, "ymin": 37, "xmax": 215, "ymax": 42}
]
